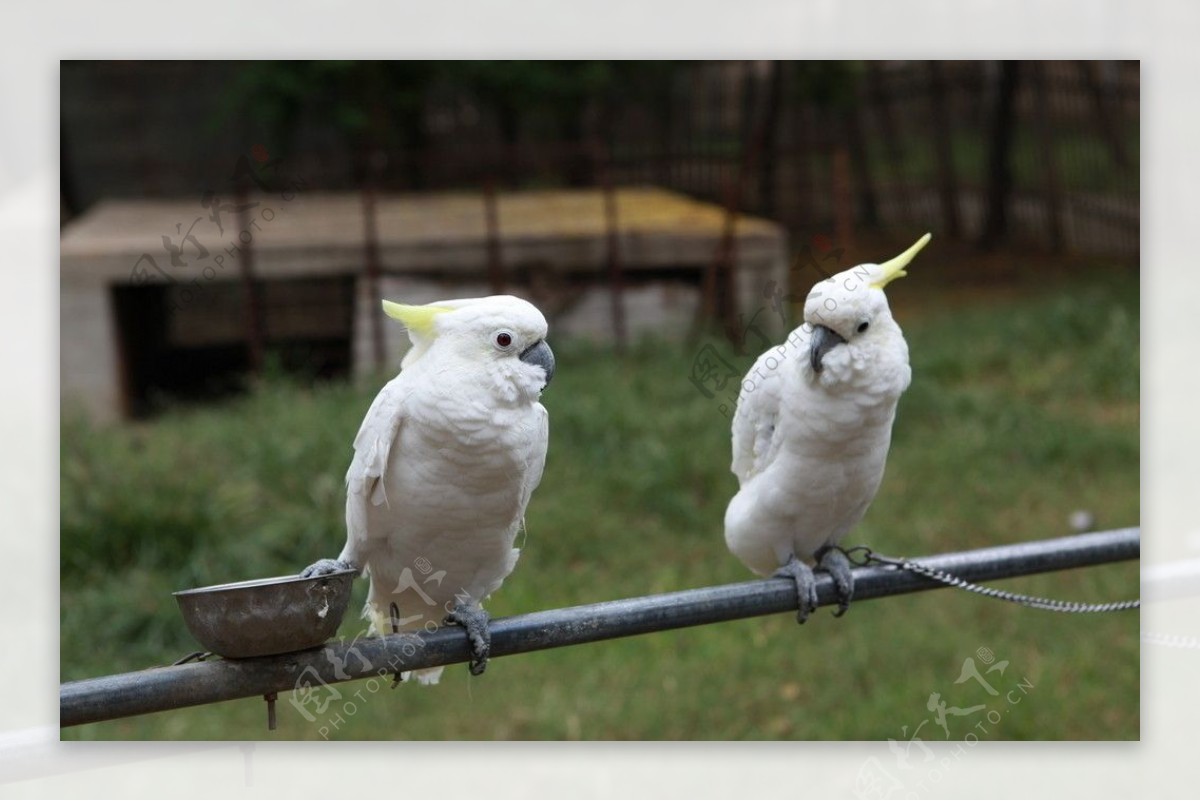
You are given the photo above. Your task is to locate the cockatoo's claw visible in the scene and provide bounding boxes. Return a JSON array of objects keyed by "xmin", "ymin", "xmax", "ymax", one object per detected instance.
[
  {"xmin": 774, "ymin": 556, "xmax": 819, "ymax": 624},
  {"xmin": 300, "ymin": 558, "xmax": 356, "ymax": 579},
  {"xmin": 817, "ymin": 546, "xmax": 855, "ymax": 617},
  {"xmin": 445, "ymin": 603, "xmax": 491, "ymax": 676}
]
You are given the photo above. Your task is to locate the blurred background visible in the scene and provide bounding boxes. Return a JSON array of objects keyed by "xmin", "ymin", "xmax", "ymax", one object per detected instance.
[
  {"xmin": 60, "ymin": 60, "xmax": 1139, "ymax": 741},
  {"xmin": 62, "ymin": 60, "xmax": 1138, "ymax": 251}
]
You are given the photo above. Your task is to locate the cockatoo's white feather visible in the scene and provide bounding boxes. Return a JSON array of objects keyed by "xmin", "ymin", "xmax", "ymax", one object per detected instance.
[
  {"xmin": 333, "ymin": 295, "xmax": 552, "ymax": 683},
  {"xmin": 725, "ymin": 236, "xmax": 929, "ymax": 581}
]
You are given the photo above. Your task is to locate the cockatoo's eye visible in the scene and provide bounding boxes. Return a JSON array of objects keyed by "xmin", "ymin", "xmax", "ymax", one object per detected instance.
[
  {"xmin": 494, "ymin": 331, "xmax": 514, "ymax": 350},
  {"xmin": 857, "ymin": 321, "xmax": 870, "ymax": 334}
]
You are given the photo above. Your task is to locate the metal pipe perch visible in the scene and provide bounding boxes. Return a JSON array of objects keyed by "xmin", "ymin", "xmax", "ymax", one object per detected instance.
[{"xmin": 60, "ymin": 528, "xmax": 1139, "ymax": 728}]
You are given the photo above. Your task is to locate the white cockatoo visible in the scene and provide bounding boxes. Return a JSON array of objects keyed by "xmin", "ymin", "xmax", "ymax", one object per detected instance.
[
  {"xmin": 304, "ymin": 295, "xmax": 554, "ymax": 681},
  {"xmin": 724, "ymin": 234, "xmax": 930, "ymax": 622}
]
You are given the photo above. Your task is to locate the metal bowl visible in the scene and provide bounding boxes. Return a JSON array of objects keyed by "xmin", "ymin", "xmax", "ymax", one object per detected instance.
[{"xmin": 174, "ymin": 569, "xmax": 357, "ymax": 659}]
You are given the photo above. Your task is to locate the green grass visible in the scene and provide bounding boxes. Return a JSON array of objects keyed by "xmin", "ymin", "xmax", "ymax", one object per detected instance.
[{"xmin": 60, "ymin": 268, "xmax": 1139, "ymax": 740}]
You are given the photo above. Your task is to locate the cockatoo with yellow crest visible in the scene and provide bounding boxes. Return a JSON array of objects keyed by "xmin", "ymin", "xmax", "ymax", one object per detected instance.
[
  {"xmin": 724, "ymin": 234, "xmax": 930, "ymax": 622},
  {"xmin": 304, "ymin": 295, "xmax": 554, "ymax": 681}
]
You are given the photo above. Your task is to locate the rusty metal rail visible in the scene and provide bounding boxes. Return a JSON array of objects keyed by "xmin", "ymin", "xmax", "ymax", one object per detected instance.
[{"xmin": 60, "ymin": 528, "xmax": 1139, "ymax": 728}]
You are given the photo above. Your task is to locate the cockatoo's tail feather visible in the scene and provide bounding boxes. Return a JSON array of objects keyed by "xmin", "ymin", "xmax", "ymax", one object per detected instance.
[{"xmin": 869, "ymin": 232, "xmax": 932, "ymax": 289}]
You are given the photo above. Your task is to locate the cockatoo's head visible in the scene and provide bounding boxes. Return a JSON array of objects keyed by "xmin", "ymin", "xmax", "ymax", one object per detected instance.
[
  {"xmin": 381, "ymin": 294, "xmax": 555, "ymax": 398},
  {"xmin": 802, "ymin": 233, "xmax": 930, "ymax": 377}
]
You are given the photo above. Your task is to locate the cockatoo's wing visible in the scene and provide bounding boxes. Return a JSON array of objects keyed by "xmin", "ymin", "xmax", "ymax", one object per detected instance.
[
  {"xmin": 344, "ymin": 375, "xmax": 408, "ymax": 552},
  {"xmin": 730, "ymin": 344, "xmax": 789, "ymax": 483}
]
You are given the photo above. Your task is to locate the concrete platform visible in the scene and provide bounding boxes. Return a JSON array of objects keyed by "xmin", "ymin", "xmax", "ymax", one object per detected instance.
[{"xmin": 60, "ymin": 186, "xmax": 787, "ymax": 421}]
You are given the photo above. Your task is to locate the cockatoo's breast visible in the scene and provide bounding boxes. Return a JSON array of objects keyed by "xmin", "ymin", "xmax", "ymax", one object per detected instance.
[
  {"xmin": 784, "ymin": 331, "xmax": 910, "ymax": 453},
  {"xmin": 398, "ymin": 381, "xmax": 545, "ymax": 527},
  {"xmin": 352, "ymin": 361, "xmax": 549, "ymax": 624}
]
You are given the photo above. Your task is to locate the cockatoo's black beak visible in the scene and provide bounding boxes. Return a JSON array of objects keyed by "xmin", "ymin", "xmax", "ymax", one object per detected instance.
[
  {"xmin": 809, "ymin": 325, "xmax": 846, "ymax": 374},
  {"xmin": 519, "ymin": 339, "xmax": 555, "ymax": 388}
]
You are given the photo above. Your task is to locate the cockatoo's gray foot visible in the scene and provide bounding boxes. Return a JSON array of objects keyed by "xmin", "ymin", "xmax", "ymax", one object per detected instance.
[
  {"xmin": 816, "ymin": 545, "xmax": 855, "ymax": 617},
  {"xmin": 775, "ymin": 555, "xmax": 819, "ymax": 624},
  {"xmin": 299, "ymin": 558, "xmax": 357, "ymax": 578},
  {"xmin": 445, "ymin": 603, "xmax": 491, "ymax": 676}
]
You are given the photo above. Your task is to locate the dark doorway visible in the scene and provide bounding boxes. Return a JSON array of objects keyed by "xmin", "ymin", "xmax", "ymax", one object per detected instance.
[{"xmin": 111, "ymin": 275, "xmax": 356, "ymax": 417}]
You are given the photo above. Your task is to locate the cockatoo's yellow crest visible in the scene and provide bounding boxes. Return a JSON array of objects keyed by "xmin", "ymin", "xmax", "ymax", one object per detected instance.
[
  {"xmin": 870, "ymin": 233, "xmax": 932, "ymax": 290},
  {"xmin": 381, "ymin": 300, "xmax": 453, "ymax": 335}
]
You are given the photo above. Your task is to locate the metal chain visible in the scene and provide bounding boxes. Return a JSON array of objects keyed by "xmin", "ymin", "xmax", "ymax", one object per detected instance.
[{"xmin": 844, "ymin": 547, "xmax": 1140, "ymax": 613}]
